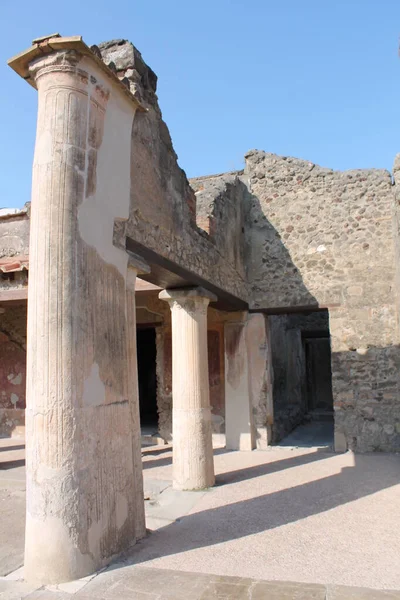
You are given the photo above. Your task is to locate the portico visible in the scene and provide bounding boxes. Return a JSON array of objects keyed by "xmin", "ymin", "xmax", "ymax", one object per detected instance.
[{"xmin": 7, "ymin": 34, "xmax": 253, "ymax": 585}]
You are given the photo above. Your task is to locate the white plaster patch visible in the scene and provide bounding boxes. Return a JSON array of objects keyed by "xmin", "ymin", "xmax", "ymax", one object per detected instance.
[
  {"xmin": 10, "ymin": 393, "xmax": 19, "ymax": 407},
  {"xmin": 34, "ymin": 128, "xmax": 53, "ymax": 166},
  {"xmin": 115, "ymin": 493, "xmax": 128, "ymax": 531},
  {"xmin": 78, "ymin": 58, "xmax": 135, "ymax": 277},
  {"xmin": 8, "ymin": 373, "xmax": 22, "ymax": 385},
  {"xmin": 83, "ymin": 363, "xmax": 106, "ymax": 407},
  {"xmin": 317, "ymin": 244, "xmax": 326, "ymax": 252}
]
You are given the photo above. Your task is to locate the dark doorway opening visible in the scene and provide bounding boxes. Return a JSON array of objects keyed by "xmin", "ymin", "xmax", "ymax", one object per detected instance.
[
  {"xmin": 136, "ymin": 327, "xmax": 158, "ymax": 430},
  {"xmin": 270, "ymin": 309, "xmax": 334, "ymax": 448},
  {"xmin": 303, "ymin": 332, "xmax": 334, "ymax": 417}
]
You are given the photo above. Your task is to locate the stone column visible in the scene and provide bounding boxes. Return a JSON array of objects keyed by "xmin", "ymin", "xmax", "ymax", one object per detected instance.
[
  {"xmin": 159, "ymin": 287, "xmax": 216, "ymax": 490},
  {"xmin": 224, "ymin": 314, "xmax": 256, "ymax": 451},
  {"xmin": 126, "ymin": 256, "xmax": 150, "ymax": 541},
  {"xmin": 224, "ymin": 313, "xmax": 272, "ymax": 451},
  {"xmin": 24, "ymin": 50, "xmax": 144, "ymax": 585}
]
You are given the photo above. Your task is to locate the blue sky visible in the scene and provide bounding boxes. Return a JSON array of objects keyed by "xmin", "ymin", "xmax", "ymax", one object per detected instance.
[{"xmin": 1, "ymin": 0, "xmax": 400, "ymax": 208}]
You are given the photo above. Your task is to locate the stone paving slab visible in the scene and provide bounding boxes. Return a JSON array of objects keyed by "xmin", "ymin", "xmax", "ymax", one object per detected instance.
[
  {"xmin": 326, "ymin": 587, "xmax": 400, "ymax": 600},
  {"xmin": 0, "ymin": 579, "xmax": 37, "ymax": 600},
  {"xmin": 10, "ymin": 566, "xmax": 400, "ymax": 600},
  {"xmin": 2, "ymin": 565, "xmax": 400, "ymax": 599},
  {"xmin": 0, "ymin": 488, "xmax": 25, "ymax": 576}
]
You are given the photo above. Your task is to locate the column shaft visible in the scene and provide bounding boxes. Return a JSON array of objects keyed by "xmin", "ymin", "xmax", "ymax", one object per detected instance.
[
  {"xmin": 160, "ymin": 288, "xmax": 216, "ymax": 490},
  {"xmin": 224, "ymin": 316, "xmax": 255, "ymax": 451},
  {"xmin": 24, "ymin": 51, "xmax": 144, "ymax": 585}
]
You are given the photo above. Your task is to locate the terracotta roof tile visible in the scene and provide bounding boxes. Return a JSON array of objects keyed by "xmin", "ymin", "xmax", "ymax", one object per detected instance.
[{"xmin": 0, "ymin": 255, "xmax": 29, "ymax": 273}]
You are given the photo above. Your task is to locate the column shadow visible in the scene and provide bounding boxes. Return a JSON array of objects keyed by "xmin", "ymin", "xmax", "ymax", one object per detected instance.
[{"xmin": 127, "ymin": 451, "xmax": 400, "ymax": 565}]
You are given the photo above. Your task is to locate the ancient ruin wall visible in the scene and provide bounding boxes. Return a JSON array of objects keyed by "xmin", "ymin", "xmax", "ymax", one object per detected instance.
[
  {"xmin": 0, "ymin": 209, "xmax": 30, "ymax": 435},
  {"xmin": 0, "ymin": 206, "xmax": 30, "ymax": 259},
  {"xmin": 190, "ymin": 173, "xmax": 247, "ymax": 281},
  {"xmin": 0, "ymin": 304, "xmax": 27, "ymax": 436},
  {"xmin": 245, "ymin": 151, "xmax": 400, "ymax": 451},
  {"xmin": 97, "ymin": 40, "xmax": 247, "ymax": 302}
]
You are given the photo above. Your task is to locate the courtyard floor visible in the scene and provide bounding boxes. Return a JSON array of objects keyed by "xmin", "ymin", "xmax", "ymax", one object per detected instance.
[{"xmin": 1, "ymin": 437, "xmax": 400, "ymax": 599}]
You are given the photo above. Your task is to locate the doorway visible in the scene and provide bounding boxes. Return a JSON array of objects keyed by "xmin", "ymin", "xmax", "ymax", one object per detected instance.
[
  {"xmin": 304, "ymin": 334, "xmax": 334, "ymax": 415},
  {"xmin": 136, "ymin": 327, "xmax": 158, "ymax": 431},
  {"xmin": 270, "ymin": 310, "xmax": 334, "ymax": 447}
]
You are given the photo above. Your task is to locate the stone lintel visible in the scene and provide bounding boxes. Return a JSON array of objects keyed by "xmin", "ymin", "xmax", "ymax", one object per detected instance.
[
  {"xmin": 7, "ymin": 34, "xmax": 146, "ymax": 111},
  {"xmin": 159, "ymin": 286, "xmax": 217, "ymax": 304},
  {"xmin": 127, "ymin": 252, "xmax": 151, "ymax": 276}
]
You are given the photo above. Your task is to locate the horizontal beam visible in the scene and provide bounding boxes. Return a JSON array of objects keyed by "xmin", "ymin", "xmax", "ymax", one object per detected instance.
[
  {"xmin": 0, "ymin": 288, "xmax": 28, "ymax": 302},
  {"xmin": 126, "ymin": 237, "xmax": 248, "ymax": 312}
]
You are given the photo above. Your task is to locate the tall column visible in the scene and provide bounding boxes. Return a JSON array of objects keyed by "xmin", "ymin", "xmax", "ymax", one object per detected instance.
[
  {"xmin": 225, "ymin": 313, "xmax": 272, "ymax": 451},
  {"xmin": 224, "ymin": 313, "xmax": 256, "ymax": 451},
  {"xmin": 159, "ymin": 287, "xmax": 216, "ymax": 490},
  {"xmin": 126, "ymin": 256, "xmax": 150, "ymax": 541},
  {"xmin": 24, "ymin": 50, "xmax": 144, "ymax": 585}
]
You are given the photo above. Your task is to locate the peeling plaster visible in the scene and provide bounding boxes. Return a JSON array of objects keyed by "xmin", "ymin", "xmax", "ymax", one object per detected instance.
[
  {"xmin": 8, "ymin": 372, "xmax": 22, "ymax": 385},
  {"xmin": 83, "ymin": 363, "xmax": 106, "ymax": 407},
  {"xmin": 78, "ymin": 59, "xmax": 135, "ymax": 277}
]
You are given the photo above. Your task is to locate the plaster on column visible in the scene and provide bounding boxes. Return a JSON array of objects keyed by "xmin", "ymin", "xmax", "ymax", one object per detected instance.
[
  {"xmin": 23, "ymin": 49, "xmax": 144, "ymax": 585},
  {"xmin": 224, "ymin": 314, "xmax": 255, "ymax": 451}
]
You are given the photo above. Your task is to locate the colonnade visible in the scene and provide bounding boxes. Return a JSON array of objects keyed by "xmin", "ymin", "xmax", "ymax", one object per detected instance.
[{"xmin": 13, "ymin": 39, "xmax": 264, "ymax": 587}]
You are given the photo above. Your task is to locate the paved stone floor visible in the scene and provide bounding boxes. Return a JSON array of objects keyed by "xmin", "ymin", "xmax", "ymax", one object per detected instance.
[
  {"xmin": 1, "ymin": 438, "xmax": 400, "ymax": 598},
  {"xmin": 2, "ymin": 566, "xmax": 400, "ymax": 599}
]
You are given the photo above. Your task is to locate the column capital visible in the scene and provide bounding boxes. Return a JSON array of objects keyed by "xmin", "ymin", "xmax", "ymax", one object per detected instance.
[
  {"xmin": 28, "ymin": 49, "xmax": 83, "ymax": 84},
  {"xmin": 159, "ymin": 286, "xmax": 217, "ymax": 304}
]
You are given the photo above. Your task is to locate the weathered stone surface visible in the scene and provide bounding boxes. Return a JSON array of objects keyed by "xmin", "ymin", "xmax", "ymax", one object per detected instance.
[
  {"xmin": 22, "ymin": 46, "xmax": 145, "ymax": 585},
  {"xmin": 7, "ymin": 32, "xmax": 400, "ymax": 588},
  {"xmin": 0, "ymin": 206, "xmax": 30, "ymax": 259},
  {"xmin": 190, "ymin": 172, "xmax": 247, "ymax": 280},
  {"xmin": 244, "ymin": 150, "xmax": 395, "ymax": 312},
  {"xmin": 160, "ymin": 287, "xmax": 216, "ymax": 490},
  {"xmin": 243, "ymin": 152, "xmax": 400, "ymax": 451},
  {"xmin": 99, "ymin": 40, "xmax": 249, "ymax": 304},
  {"xmin": 0, "ymin": 305, "xmax": 27, "ymax": 436}
]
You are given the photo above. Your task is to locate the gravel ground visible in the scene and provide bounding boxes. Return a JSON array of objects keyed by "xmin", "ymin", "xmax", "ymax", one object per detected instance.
[{"xmin": 139, "ymin": 444, "xmax": 400, "ymax": 591}]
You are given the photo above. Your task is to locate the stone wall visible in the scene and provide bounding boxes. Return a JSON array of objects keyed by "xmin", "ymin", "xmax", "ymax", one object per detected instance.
[
  {"xmin": 97, "ymin": 40, "xmax": 248, "ymax": 303},
  {"xmin": 0, "ymin": 304, "xmax": 27, "ymax": 436},
  {"xmin": 245, "ymin": 151, "xmax": 400, "ymax": 451},
  {"xmin": 0, "ymin": 206, "xmax": 30, "ymax": 259},
  {"xmin": 7, "ymin": 35, "xmax": 400, "ymax": 454},
  {"xmin": 190, "ymin": 173, "xmax": 247, "ymax": 281}
]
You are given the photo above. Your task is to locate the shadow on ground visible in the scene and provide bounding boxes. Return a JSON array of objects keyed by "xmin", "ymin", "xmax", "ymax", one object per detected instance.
[{"xmin": 131, "ymin": 450, "xmax": 400, "ymax": 567}]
